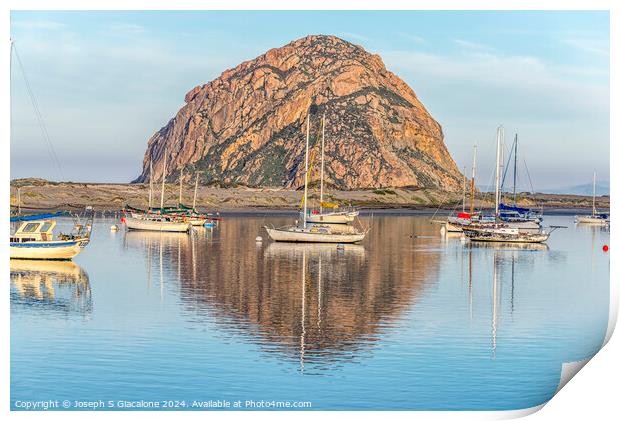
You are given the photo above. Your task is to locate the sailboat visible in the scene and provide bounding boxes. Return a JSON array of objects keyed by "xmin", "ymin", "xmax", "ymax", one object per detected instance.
[
  {"xmin": 575, "ymin": 171, "xmax": 609, "ymax": 224},
  {"xmin": 123, "ymin": 151, "xmax": 192, "ymax": 233},
  {"xmin": 463, "ymin": 126, "xmax": 559, "ymax": 244},
  {"xmin": 497, "ymin": 133, "xmax": 542, "ymax": 229},
  {"xmin": 264, "ymin": 108, "xmax": 367, "ymax": 243},
  {"xmin": 444, "ymin": 145, "xmax": 478, "ymax": 232},
  {"xmin": 303, "ymin": 114, "xmax": 359, "ymax": 224},
  {"xmin": 176, "ymin": 170, "xmax": 211, "ymax": 227},
  {"xmin": 9, "ymin": 40, "xmax": 94, "ymax": 259}
]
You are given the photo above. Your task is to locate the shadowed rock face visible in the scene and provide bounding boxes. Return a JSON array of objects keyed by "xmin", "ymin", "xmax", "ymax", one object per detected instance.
[{"xmin": 134, "ymin": 35, "xmax": 463, "ymax": 190}]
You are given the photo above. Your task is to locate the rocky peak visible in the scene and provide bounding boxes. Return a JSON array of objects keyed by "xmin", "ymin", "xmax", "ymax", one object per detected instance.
[{"xmin": 133, "ymin": 34, "xmax": 463, "ymax": 191}]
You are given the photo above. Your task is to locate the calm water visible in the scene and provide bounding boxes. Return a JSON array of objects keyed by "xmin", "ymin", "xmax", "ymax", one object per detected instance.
[{"xmin": 10, "ymin": 214, "xmax": 610, "ymax": 410}]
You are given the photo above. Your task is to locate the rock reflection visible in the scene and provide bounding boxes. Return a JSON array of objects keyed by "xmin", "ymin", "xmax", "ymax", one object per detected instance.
[
  {"xmin": 10, "ymin": 260, "xmax": 92, "ymax": 316},
  {"xmin": 124, "ymin": 217, "xmax": 439, "ymax": 371}
]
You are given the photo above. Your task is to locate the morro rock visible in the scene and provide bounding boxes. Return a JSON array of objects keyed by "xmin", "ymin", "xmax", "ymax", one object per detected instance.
[{"xmin": 133, "ymin": 35, "xmax": 462, "ymax": 190}]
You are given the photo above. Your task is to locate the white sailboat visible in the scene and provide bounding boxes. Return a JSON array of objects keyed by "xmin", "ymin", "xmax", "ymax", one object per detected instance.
[
  {"xmin": 575, "ymin": 171, "xmax": 609, "ymax": 224},
  {"xmin": 123, "ymin": 150, "xmax": 192, "ymax": 233},
  {"xmin": 442, "ymin": 144, "xmax": 477, "ymax": 232},
  {"xmin": 303, "ymin": 114, "xmax": 359, "ymax": 224},
  {"xmin": 265, "ymin": 109, "xmax": 367, "ymax": 243}
]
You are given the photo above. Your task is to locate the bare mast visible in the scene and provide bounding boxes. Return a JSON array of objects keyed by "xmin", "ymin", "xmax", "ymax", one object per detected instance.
[
  {"xmin": 592, "ymin": 171, "xmax": 597, "ymax": 215},
  {"xmin": 178, "ymin": 168, "xmax": 183, "ymax": 206},
  {"xmin": 302, "ymin": 113, "xmax": 310, "ymax": 228},
  {"xmin": 462, "ymin": 166, "xmax": 467, "ymax": 213},
  {"xmin": 160, "ymin": 149, "xmax": 167, "ymax": 211},
  {"xmin": 470, "ymin": 144, "xmax": 477, "ymax": 215},
  {"xmin": 494, "ymin": 126, "xmax": 502, "ymax": 219},
  {"xmin": 319, "ymin": 114, "xmax": 325, "ymax": 214},
  {"xmin": 513, "ymin": 133, "xmax": 518, "ymax": 204},
  {"xmin": 192, "ymin": 171, "xmax": 202, "ymax": 210},
  {"xmin": 148, "ymin": 160, "xmax": 153, "ymax": 209},
  {"xmin": 498, "ymin": 126, "xmax": 505, "ymax": 210}
]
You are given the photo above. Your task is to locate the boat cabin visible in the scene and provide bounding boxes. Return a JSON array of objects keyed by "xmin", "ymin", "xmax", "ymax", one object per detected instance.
[{"xmin": 10, "ymin": 220, "xmax": 57, "ymax": 243}]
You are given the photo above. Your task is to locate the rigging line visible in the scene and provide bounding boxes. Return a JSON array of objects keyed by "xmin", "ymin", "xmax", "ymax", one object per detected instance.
[
  {"xmin": 500, "ymin": 138, "xmax": 515, "ymax": 191},
  {"xmin": 12, "ymin": 42, "xmax": 64, "ymax": 180},
  {"xmin": 522, "ymin": 159, "xmax": 541, "ymax": 209},
  {"xmin": 523, "ymin": 159, "xmax": 535, "ymax": 193}
]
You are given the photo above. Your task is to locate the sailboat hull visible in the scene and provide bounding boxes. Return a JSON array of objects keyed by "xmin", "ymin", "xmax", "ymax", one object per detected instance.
[
  {"xmin": 10, "ymin": 240, "xmax": 87, "ymax": 260},
  {"xmin": 463, "ymin": 227, "xmax": 549, "ymax": 243},
  {"xmin": 265, "ymin": 227, "xmax": 365, "ymax": 243},
  {"xmin": 575, "ymin": 216, "xmax": 609, "ymax": 224},
  {"xmin": 465, "ymin": 234, "xmax": 549, "ymax": 243},
  {"xmin": 124, "ymin": 217, "xmax": 191, "ymax": 232},
  {"xmin": 445, "ymin": 221, "xmax": 465, "ymax": 232}
]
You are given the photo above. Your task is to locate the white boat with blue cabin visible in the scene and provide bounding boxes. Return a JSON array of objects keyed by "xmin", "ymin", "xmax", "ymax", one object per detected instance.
[{"xmin": 10, "ymin": 212, "xmax": 92, "ymax": 260}]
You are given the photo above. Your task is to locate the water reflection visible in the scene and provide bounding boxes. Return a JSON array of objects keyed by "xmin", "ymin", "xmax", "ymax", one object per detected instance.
[
  {"xmin": 466, "ymin": 242, "xmax": 549, "ymax": 252},
  {"xmin": 121, "ymin": 218, "xmax": 438, "ymax": 371},
  {"xmin": 10, "ymin": 215, "xmax": 610, "ymax": 410},
  {"xmin": 10, "ymin": 260, "xmax": 92, "ymax": 316}
]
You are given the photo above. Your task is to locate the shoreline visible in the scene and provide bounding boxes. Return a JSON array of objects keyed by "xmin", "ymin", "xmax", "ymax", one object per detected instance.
[{"xmin": 10, "ymin": 180, "xmax": 609, "ymax": 216}]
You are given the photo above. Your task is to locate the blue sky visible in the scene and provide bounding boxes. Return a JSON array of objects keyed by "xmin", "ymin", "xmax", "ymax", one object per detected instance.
[{"xmin": 10, "ymin": 11, "xmax": 609, "ymax": 190}]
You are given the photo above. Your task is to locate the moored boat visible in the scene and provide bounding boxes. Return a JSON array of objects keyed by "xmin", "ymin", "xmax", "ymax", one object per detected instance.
[
  {"xmin": 123, "ymin": 150, "xmax": 192, "ymax": 233},
  {"xmin": 265, "ymin": 107, "xmax": 367, "ymax": 243},
  {"xmin": 575, "ymin": 171, "xmax": 609, "ymax": 225},
  {"xmin": 463, "ymin": 126, "xmax": 561, "ymax": 244},
  {"xmin": 497, "ymin": 133, "xmax": 543, "ymax": 229},
  {"xmin": 265, "ymin": 225, "xmax": 366, "ymax": 243},
  {"xmin": 123, "ymin": 214, "xmax": 191, "ymax": 232},
  {"xmin": 300, "ymin": 114, "xmax": 360, "ymax": 225},
  {"xmin": 10, "ymin": 212, "xmax": 92, "ymax": 260},
  {"xmin": 462, "ymin": 225, "xmax": 550, "ymax": 243}
]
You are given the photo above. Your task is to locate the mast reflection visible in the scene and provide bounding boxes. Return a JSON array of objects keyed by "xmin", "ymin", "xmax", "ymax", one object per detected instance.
[{"xmin": 123, "ymin": 218, "xmax": 437, "ymax": 371}]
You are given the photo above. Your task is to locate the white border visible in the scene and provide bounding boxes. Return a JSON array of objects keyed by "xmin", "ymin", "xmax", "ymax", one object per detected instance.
[{"xmin": 2, "ymin": 1, "xmax": 616, "ymax": 420}]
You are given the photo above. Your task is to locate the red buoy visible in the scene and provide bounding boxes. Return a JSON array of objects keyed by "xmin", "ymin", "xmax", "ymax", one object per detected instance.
[{"xmin": 603, "ymin": 245, "xmax": 609, "ymax": 252}]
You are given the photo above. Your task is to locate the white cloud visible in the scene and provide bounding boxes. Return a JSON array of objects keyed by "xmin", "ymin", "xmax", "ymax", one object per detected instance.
[
  {"xmin": 11, "ymin": 19, "xmax": 67, "ymax": 31},
  {"xmin": 397, "ymin": 32, "xmax": 426, "ymax": 45},
  {"xmin": 105, "ymin": 23, "xmax": 148, "ymax": 37},
  {"xmin": 339, "ymin": 32, "xmax": 371, "ymax": 42},
  {"xmin": 561, "ymin": 38, "xmax": 609, "ymax": 56},
  {"xmin": 453, "ymin": 38, "xmax": 492, "ymax": 51}
]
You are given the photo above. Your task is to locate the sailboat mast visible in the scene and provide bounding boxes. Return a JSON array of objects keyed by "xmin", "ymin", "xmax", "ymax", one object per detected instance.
[
  {"xmin": 593, "ymin": 171, "xmax": 596, "ymax": 214},
  {"xmin": 494, "ymin": 126, "xmax": 502, "ymax": 218},
  {"xmin": 178, "ymin": 168, "xmax": 183, "ymax": 206},
  {"xmin": 470, "ymin": 144, "xmax": 477, "ymax": 215},
  {"xmin": 319, "ymin": 114, "xmax": 325, "ymax": 214},
  {"xmin": 498, "ymin": 126, "xmax": 505, "ymax": 209},
  {"xmin": 148, "ymin": 160, "xmax": 153, "ymax": 209},
  {"xmin": 160, "ymin": 149, "xmax": 167, "ymax": 211},
  {"xmin": 192, "ymin": 171, "xmax": 201, "ymax": 210},
  {"xmin": 513, "ymin": 133, "xmax": 518, "ymax": 204},
  {"xmin": 303, "ymin": 113, "xmax": 310, "ymax": 228},
  {"xmin": 462, "ymin": 166, "xmax": 466, "ymax": 213}
]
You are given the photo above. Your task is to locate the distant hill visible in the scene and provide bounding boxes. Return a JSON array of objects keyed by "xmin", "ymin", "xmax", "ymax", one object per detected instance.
[
  {"xmin": 539, "ymin": 181, "xmax": 609, "ymax": 196},
  {"xmin": 474, "ymin": 181, "xmax": 609, "ymax": 196}
]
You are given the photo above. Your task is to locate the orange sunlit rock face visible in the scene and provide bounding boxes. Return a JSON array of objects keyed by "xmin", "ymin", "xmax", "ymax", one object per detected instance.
[{"xmin": 135, "ymin": 35, "xmax": 463, "ymax": 191}]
